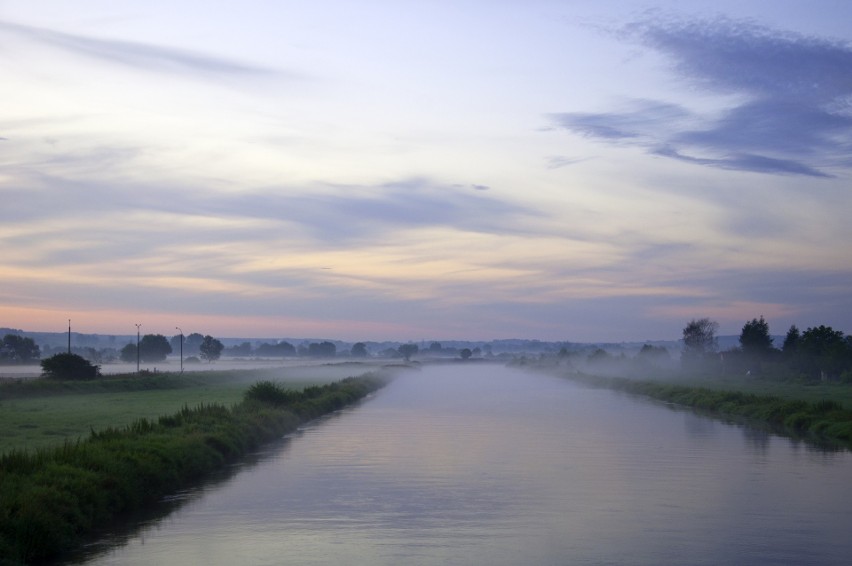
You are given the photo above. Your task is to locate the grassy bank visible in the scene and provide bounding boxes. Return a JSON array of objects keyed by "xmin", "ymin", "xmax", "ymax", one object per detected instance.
[
  {"xmin": 0, "ymin": 372, "xmax": 391, "ymax": 565},
  {"xmin": 559, "ymin": 371, "xmax": 852, "ymax": 448},
  {"xmin": 0, "ymin": 363, "xmax": 381, "ymax": 454}
]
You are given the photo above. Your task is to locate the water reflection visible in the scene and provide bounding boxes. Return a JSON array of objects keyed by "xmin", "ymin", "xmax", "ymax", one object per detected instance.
[{"xmin": 73, "ymin": 365, "xmax": 852, "ymax": 566}]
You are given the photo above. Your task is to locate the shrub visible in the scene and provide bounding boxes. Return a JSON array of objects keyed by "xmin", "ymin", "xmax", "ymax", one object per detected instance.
[
  {"xmin": 40, "ymin": 353, "xmax": 100, "ymax": 380},
  {"xmin": 244, "ymin": 380, "xmax": 302, "ymax": 406}
]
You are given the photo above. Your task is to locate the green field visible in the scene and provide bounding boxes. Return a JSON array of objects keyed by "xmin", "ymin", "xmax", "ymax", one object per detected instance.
[
  {"xmin": 650, "ymin": 374, "xmax": 852, "ymax": 410},
  {"xmin": 0, "ymin": 362, "xmax": 387, "ymax": 454}
]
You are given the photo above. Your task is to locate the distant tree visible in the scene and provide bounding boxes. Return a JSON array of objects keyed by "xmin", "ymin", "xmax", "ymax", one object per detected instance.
[
  {"xmin": 256, "ymin": 341, "xmax": 296, "ymax": 357},
  {"xmin": 199, "ymin": 335, "xmax": 224, "ymax": 362},
  {"xmin": 428, "ymin": 341, "xmax": 442, "ymax": 353},
  {"xmin": 472, "ymin": 347, "xmax": 482, "ymax": 357},
  {"xmin": 799, "ymin": 325, "xmax": 849, "ymax": 379},
  {"xmin": 351, "ymin": 342, "xmax": 368, "ymax": 358},
  {"xmin": 41, "ymin": 353, "xmax": 100, "ymax": 380},
  {"xmin": 225, "ymin": 342, "xmax": 253, "ymax": 356},
  {"xmin": 184, "ymin": 333, "xmax": 204, "ymax": 355},
  {"xmin": 119, "ymin": 343, "xmax": 137, "ymax": 363},
  {"xmin": 459, "ymin": 348, "xmax": 472, "ymax": 360},
  {"xmin": 308, "ymin": 341, "xmax": 337, "ymax": 358},
  {"xmin": 398, "ymin": 343, "xmax": 419, "ymax": 361},
  {"xmin": 0, "ymin": 334, "xmax": 40, "ymax": 363},
  {"xmin": 782, "ymin": 325, "xmax": 801, "ymax": 356},
  {"xmin": 380, "ymin": 347, "xmax": 402, "ymax": 359},
  {"xmin": 139, "ymin": 334, "xmax": 172, "ymax": 363},
  {"xmin": 637, "ymin": 344, "xmax": 670, "ymax": 362},
  {"xmin": 739, "ymin": 316, "xmax": 774, "ymax": 358},
  {"xmin": 587, "ymin": 348, "xmax": 611, "ymax": 363},
  {"xmin": 682, "ymin": 318, "xmax": 719, "ymax": 365}
]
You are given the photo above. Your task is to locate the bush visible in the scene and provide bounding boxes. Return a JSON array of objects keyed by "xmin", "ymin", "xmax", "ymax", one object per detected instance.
[
  {"xmin": 40, "ymin": 353, "xmax": 100, "ymax": 380},
  {"xmin": 244, "ymin": 381, "xmax": 302, "ymax": 406}
]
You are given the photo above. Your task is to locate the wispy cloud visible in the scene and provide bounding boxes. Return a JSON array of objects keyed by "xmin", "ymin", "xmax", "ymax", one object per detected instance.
[
  {"xmin": 552, "ymin": 16, "xmax": 852, "ymax": 177},
  {"xmin": 0, "ymin": 20, "xmax": 277, "ymax": 78}
]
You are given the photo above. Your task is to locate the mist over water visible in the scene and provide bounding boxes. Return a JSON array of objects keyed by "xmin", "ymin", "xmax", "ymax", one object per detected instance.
[{"xmin": 75, "ymin": 364, "xmax": 852, "ymax": 565}]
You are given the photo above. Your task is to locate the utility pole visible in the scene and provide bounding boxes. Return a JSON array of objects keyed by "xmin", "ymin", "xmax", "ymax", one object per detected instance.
[
  {"xmin": 176, "ymin": 327, "xmax": 184, "ymax": 374},
  {"xmin": 68, "ymin": 319, "xmax": 71, "ymax": 354},
  {"xmin": 135, "ymin": 324, "xmax": 142, "ymax": 374}
]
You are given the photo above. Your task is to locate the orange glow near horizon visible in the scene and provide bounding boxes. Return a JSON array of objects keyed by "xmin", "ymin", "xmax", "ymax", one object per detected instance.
[{"xmin": 0, "ymin": 305, "xmax": 429, "ymax": 341}]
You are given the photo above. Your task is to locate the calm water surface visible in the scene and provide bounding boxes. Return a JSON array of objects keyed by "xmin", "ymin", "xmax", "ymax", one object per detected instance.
[{"xmin": 76, "ymin": 365, "xmax": 851, "ymax": 565}]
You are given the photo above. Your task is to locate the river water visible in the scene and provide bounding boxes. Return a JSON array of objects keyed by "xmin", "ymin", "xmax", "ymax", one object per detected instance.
[{"xmin": 73, "ymin": 364, "xmax": 851, "ymax": 565}]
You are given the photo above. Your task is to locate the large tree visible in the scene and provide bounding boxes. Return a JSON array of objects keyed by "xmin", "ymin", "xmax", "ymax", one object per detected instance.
[
  {"xmin": 799, "ymin": 326, "xmax": 850, "ymax": 379},
  {"xmin": 682, "ymin": 318, "xmax": 719, "ymax": 364},
  {"xmin": 119, "ymin": 343, "xmax": 137, "ymax": 363},
  {"xmin": 1, "ymin": 334, "xmax": 40, "ymax": 363},
  {"xmin": 199, "ymin": 335, "xmax": 224, "ymax": 362},
  {"xmin": 139, "ymin": 334, "xmax": 172, "ymax": 363},
  {"xmin": 350, "ymin": 342, "xmax": 368, "ymax": 358},
  {"xmin": 739, "ymin": 316, "xmax": 774, "ymax": 358},
  {"xmin": 782, "ymin": 325, "xmax": 801, "ymax": 356}
]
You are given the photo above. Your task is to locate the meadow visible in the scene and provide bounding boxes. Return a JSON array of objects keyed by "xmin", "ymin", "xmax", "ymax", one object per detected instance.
[{"xmin": 0, "ymin": 362, "xmax": 385, "ymax": 455}]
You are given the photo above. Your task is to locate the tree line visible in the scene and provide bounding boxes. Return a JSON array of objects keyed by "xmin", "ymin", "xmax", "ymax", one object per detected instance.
[{"xmin": 682, "ymin": 316, "xmax": 852, "ymax": 381}]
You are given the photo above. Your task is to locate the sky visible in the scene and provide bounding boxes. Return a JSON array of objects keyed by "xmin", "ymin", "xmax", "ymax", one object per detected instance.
[{"xmin": 2, "ymin": 0, "xmax": 852, "ymax": 343}]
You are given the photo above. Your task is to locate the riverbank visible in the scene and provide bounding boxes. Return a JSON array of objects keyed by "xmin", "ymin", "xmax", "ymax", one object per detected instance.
[
  {"xmin": 554, "ymin": 371, "xmax": 852, "ymax": 449},
  {"xmin": 0, "ymin": 371, "xmax": 393, "ymax": 565}
]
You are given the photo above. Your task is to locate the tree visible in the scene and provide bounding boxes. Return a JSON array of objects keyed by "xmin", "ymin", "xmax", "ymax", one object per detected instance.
[
  {"xmin": 1, "ymin": 334, "xmax": 40, "ymax": 363},
  {"xmin": 120, "ymin": 343, "xmax": 137, "ymax": 363},
  {"xmin": 41, "ymin": 353, "xmax": 100, "ymax": 380},
  {"xmin": 351, "ymin": 342, "xmax": 368, "ymax": 358},
  {"xmin": 782, "ymin": 325, "xmax": 800, "ymax": 356},
  {"xmin": 739, "ymin": 316, "xmax": 774, "ymax": 358},
  {"xmin": 256, "ymin": 341, "xmax": 296, "ymax": 357},
  {"xmin": 139, "ymin": 334, "xmax": 172, "ymax": 363},
  {"xmin": 184, "ymin": 333, "xmax": 204, "ymax": 355},
  {"xmin": 307, "ymin": 341, "xmax": 337, "ymax": 358},
  {"xmin": 199, "ymin": 335, "xmax": 224, "ymax": 362},
  {"xmin": 428, "ymin": 341, "xmax": 442, "ymax": 353},
  {"xmin": 459, "ymin": 348, "xmax": 473, "ymax": 360},
  {"xmin": 682, "ymin": 318, "xmax": 719, "ymax": 365},
  {"xmin": 225, "ymin": 342, "xmax": 253, "ymax": 356},
  {"xmin": 799, "ymin": 326, "xmax": 850, "ymax": 379},
  {"xmin": 398, "ymin": 343, "xmax": 418, "ymax": 361},
  {"xmin": 637, "ymin": 344, "xmax": 670, "ymax": 362}
]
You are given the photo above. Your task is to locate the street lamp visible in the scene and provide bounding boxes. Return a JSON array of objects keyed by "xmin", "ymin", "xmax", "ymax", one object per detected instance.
[
  {"xmin": 175, "ymin": 327, "xmax": 184, "ymax": 374},
  {"xmin": 135, "ymin": 324, "xmax": 142, "ymax": 374}
]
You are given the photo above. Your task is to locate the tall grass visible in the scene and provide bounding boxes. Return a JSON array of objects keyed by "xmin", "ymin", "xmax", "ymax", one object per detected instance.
[{"xmin": 0, "ymin": 373, "xmax": 389, "ymax": 564}]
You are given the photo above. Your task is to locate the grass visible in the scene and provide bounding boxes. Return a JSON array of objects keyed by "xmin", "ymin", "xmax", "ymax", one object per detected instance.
[
  {"xmin": 557, "ymin": 371, "xmax": 852, "ymax": 448},
  {"xmin": 0, "ymin": 363, "xmax": 383, "ymax": 455},
  {"xmin": 657, "ymin": 374, "xmax": 852, "ymax": 410},
  {"xmin": 0, "ymin": 370, "xmax": 392, "ymax": 564}
]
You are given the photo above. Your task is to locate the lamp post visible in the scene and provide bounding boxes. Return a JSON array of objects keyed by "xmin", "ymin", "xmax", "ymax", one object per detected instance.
[
  {"xmin": 175, "ymin": 327, "xmax": 184, "ymax": 374},
  {"xmin": 135, "ymin": 324, "xmax": 142, "ymax": 374}
]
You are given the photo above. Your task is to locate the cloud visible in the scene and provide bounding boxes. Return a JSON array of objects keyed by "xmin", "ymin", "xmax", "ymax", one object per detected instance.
[
  {"xmin": 2, "ymin": 171, "xmax": 539, "ymax": 254},
  {"xmin": 552, "ymin": 16, "xmax": 852, "ymax": 177},
  {"xmin": 0, "ymin": 20, "xmax": 276, "ymax": 78},
  {"xmin": 652, "ymin": 146, "xmax": 831, "ymax": 178},
  {"xmin": 546, "ymin": 156, "xmax": 589, "ymax": 169}
]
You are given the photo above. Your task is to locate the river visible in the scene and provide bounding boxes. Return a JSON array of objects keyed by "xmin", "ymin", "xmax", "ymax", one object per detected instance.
[{"xmin": 70, "ymin": 364, "xmax": 851, "ymax": 565}]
